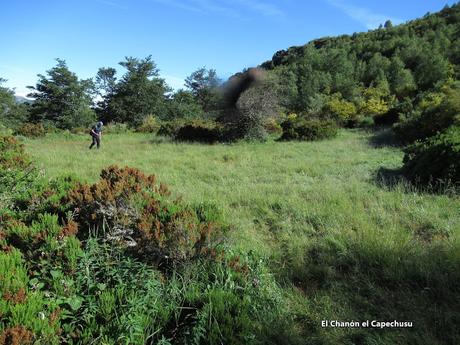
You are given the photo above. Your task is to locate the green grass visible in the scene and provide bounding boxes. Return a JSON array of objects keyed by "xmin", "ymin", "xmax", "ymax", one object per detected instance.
[{"xmin": 24, "ymin": 129, "xmax": 460, "ymax": 344}]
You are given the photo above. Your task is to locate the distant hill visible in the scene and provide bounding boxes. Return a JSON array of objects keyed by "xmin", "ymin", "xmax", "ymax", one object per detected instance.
[{"xmin": 254, "ymin": 2, "xmax": 460, "ymax": 114}]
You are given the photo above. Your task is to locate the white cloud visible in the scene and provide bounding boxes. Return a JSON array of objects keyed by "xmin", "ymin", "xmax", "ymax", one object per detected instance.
[
  {"xmin": 326, "ymin": 0, "xmax": 403, "ymax": 29},
  {"xmin": 148, "ymin": 0, "xmax": 284, "ymax": 20},
  {"xmin": 232, "ymin": 0, "xmax": 284, "ymax": 18},
  {"xmin": 148, "ymin": 0, "xmax": 206, "ymax": 14},
  {"xmin": 94, "ymin": 0, "xmax": 128, "ymax": 10}
]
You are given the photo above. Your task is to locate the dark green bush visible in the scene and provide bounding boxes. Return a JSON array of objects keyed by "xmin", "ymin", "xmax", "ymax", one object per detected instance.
[
  {"xmin": 280, "ymin": 117, "xmax": 338, "ymax": 141},
  {"xmin": 402, "ymin": 125, "xmax": 460, "ymax": 187},
  {"xmin": 175, "ymin": 121, "xmax": 223, "ymax": 143},
  {"xmin": 157, "ymin": 120, "xmax": 184, "ymax": 137},
  {"xmin": 15, "ymin": 123, "xmax": 46, "ymax": 138},
  {"xmin": 374, "ymin": 98, "xmax": 413, "ymax": 126},
  {"xmin": 374, "ymin": 108, "xmax": 401, "ymax": 126},
  {"xmin": 394, "ymin": 87, "xmax": 460, "ymax": 144}
]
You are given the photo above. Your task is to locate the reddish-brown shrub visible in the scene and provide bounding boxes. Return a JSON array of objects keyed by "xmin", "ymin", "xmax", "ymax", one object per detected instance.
[
  {"xmin": 0, "ymin": 326, "xmax": 33, "ymax": 345},
  {"xmin": 15, "ymin": 123, "xmax": 46, "ymax": 138},
  {"xmin": 67, "ymin": 165, "xmax": 223, "ymax": 265},
  {"xmin": 0, "ymin": 136, "xmax": 30, "ymax": 170},
  {"xmin": 2, "ymin": 288, "xmax": 27, "ymax": 304}
]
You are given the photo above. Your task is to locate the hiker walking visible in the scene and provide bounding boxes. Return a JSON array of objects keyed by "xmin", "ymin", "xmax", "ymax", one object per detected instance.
[{"xmin": 89, "ymin": 121, "xmax": 103, "ymax": 149}]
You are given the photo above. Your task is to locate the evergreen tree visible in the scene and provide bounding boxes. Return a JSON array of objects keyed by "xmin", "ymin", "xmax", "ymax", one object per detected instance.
[{"xmin": 27, "ymin": 59, "xmax": 95, "ymax": 129}]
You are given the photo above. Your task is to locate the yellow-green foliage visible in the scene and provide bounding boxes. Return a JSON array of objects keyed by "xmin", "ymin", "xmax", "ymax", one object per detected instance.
[
  {"xmin": 358, "ymin": 86, "xmax": 390, "ymax": 116},
  {"xmin": 136, "ymin": 115, "xmax": 160, "ymax": 133},
  {"xmin": 325, "ymin": 93, "xmax": 357, "ymax": 120},
  {"xmin": 417, "ymin": 91, "xmax": 445, "ymax": 111}
]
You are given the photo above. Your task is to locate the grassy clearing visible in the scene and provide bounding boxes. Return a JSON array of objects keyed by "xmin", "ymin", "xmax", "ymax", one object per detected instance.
[{"xmin": 24, "ymin": 129, "xmax": 460, "ymax": 344}]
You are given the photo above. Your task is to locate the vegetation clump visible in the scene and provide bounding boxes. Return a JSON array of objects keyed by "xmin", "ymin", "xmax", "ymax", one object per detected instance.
[
  {"xmin": 175, "ymin": 120, "xmax": 223, "ymax": 143},
  {"xmin": 280, "ymin": 115, "xmax": 338, "ymax": 141},
  {"xmin": 402, "ymin": 125, "xmax": 460, "ymax": 188},
  {"xmin": 67, "ymin": 165, "xmax": 224, "ymax": 264},
  {"xmin": 0, "ymin": 135, "xmax": 288, "ymax": 344},
  {"xmin": 14, "ymin": 122, "xmax": 46, "ymax": 138},
  {"xmin": 394, "ymin": 85, "xmax": 460, "ymax": 144}
]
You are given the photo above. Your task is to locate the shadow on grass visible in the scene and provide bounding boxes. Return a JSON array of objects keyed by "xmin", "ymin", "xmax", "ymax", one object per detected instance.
[
  {"xmin": 368, "ymin": 127, "xmax": 401, "ymax": 148},
  {"xmin": 374, "ymin": 166, "xmax": 459, "ymax": 196},
  {"xmin": 374, "ymin": 166, "xmax": 408, "ymax": 190}
]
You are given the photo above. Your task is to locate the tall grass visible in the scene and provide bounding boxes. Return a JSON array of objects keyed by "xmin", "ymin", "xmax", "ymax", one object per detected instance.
[{"xmin": 24, "ymin": 129, "xmax": 460, "ymax": 344}]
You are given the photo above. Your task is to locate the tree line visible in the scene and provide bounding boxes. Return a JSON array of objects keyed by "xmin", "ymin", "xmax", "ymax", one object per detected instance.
[{"xmin": 1, "ymin": 57, "xmax": 224, "ymax": 131}]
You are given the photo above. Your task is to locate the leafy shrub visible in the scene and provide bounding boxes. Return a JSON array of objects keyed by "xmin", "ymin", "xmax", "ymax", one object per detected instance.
[
  {"xmin": 103, "ymin": 122, "xmax": 130, "ymax": 134},
  {"xmin": 0, "ymin": 123, "xmax": 13, "ymax": 136},
  {"xmin": 65, "ymin": 239, "xmax": 285, "ymax": 345},
  {"xmin": 15, "ymin": 123, "xmax": 46, "ymax": 138},
  {"xmin": 402, "ymin": 125, "xmax": 460, "ymax": 187},
  {"xmin": 325, "ymin": 93, "xmax": 357, "ymax": 121},
  {"xmin": 394, "ymin": 87, "xmax": 460, "ymax": 144},
  {"xmin": 280, "ymin": 116, "xmax": 338, "ymax": 141},
  {"xmin": 374, "ymin": 107, "xmax": 401, "ymax": 126},
  {"xmin": 263, "ymin": 117, "xmax": 282, "ymax": 134},
  {"xmin": 0, "ymin": 136, "xmax": 38, "ymax": 212},
  {"xmin": 355, "ymin": 116, "xmax": 374, "ymax": 128},
  {"xmin": 374, "ymin": 98, "xmax": 413, "ymax": 127},
  {"xmin": 157, "ymin": 120, "xmax": 184, "ymax": 137},
  {"xmin": 70, "ymin": 127, "xmax": 87, "ymax": 134},
  {"xmin": 66, "ymin": 165, "xmax": 224, "ymax": 265},
  {"xmin": 175, "ymin": 121, "xmax": 223, "ymax": 143},
  {"xmin": 136, "ymin": 115, "xmax": 161, "ymax": 133}
]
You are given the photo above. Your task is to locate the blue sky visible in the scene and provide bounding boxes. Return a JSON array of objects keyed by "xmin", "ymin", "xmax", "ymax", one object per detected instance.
[{"xmin": 0, "ymin": 0, "xmax": 456, "ymax": 96}]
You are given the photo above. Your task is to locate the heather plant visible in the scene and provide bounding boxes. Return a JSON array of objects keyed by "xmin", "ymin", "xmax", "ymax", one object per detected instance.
[
  {"xmin": 0, "ymin": 136, "xmax": 38, "ymax": 212},
  {"xmin": 0, "ymin": 249, "xmax": 61, "ymax": 345},
  {"xmin": 15, "ymin": 123, "xmax": 46, "ymax": 138},
  {"xmin": 11, "ymin": 175, "xmax": 78, "ymax": 224},
  {"xmin": 66, "ymin": 165, "xmax": 224, "ymax": 265}
]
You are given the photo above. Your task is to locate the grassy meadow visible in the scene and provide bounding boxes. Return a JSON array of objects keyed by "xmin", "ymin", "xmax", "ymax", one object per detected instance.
[{"xmin": 24, "ymin": 129, "xmax": 460, "ymax": 344}]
